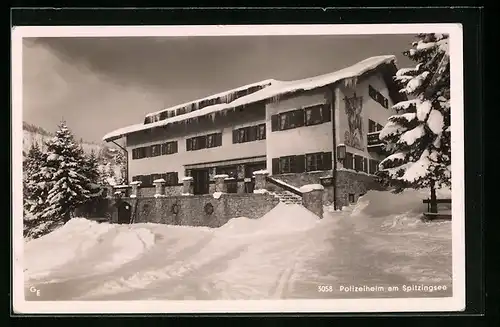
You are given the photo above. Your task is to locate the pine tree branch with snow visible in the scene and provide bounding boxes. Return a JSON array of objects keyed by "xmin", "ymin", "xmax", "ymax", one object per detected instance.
[{"xmin": 377, "ymin": 33, "xmax": 451, "ymax": 212}]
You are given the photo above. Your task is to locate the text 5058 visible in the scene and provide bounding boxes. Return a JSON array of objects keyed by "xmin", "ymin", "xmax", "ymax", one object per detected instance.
[{"xmin": 318, "ymin": 285, "xmax": 334, "ymax": 292}]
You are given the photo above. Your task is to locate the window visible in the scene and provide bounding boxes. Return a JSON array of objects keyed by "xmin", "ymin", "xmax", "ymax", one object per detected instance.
[
  {"xmin": 304, "ymin": 104, "xmax": 330, "ymax": 126},
  {"xmin": 187, "ymin": 133, "xmax": 222, "ymax": 151},
  {"xmin": 369, "ymin": 159, "xmax": 380, "ymax": 175},
  {"xmin": 165, "ymin": 172, "xmax": 179, "ymax": 186},
  {"xmin": 368, "ymin": 85, "xmax": 389, "ymax": 109},
  {"xmin": 348, "ymin": 194, "xmax": 355, "ymax": 203},
  {"xmin": 368, "ymin": 119, "xmax": 377, "ymax": 133},
  {"xmin": 257, "ymin": 124, "xmax": 266, "ymax": 140},
  {"xmin": 272, "ymin": 152, "xmax": 332, "ymax": 174},
  {"xmin": 151, "ymin": 144, "xmax": 161, "ymax": 157},
  {"xmin": 279, "ymin": 156, "xmax": 296, "ymax": 174},
  {"xmin": 344, "ymin": 152, "xmax": 354, "ymax": 169},
  {"xmin": 363, "ymin": 158, "xmax": 368, "ymax": 173},
  {"xmin": 369, "ymin": 119, "xmax": 385, "ymax": 133},
  {"xmin": 233, "ymin": 124, "xmax": 266, "ymax": 144},
  {"xmin": 271, "ymin": 104, "xmax": 330, "ymax": 132},
  {"xmin": 161, "ymin": 141, "xmax": 177, "ymax": 155},
  {"xmin": 305, "ymin": 152, "xmax": 324, "ymax": 172}
]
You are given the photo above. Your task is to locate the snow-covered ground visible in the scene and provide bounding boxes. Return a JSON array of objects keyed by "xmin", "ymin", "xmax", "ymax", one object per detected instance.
[{"xmin": 23, "ymin": 189, "xmax": 452, "ymax": 301}]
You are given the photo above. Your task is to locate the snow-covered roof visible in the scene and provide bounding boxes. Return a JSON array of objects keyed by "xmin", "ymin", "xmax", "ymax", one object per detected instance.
[{"xmin": 103, "ymin": 55, "xmax": 397, "ymax": 142}]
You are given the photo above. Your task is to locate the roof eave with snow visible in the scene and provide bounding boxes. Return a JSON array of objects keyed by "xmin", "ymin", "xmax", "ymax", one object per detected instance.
[{"xmin": 103, "ymin": 55, "xmax": 400, "ymax": 142}]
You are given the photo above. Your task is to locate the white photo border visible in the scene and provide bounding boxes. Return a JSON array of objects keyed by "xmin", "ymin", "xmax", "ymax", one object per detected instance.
[{"xmin": 11, "ymin": 23, "xmax": 465, "ymax": 314}]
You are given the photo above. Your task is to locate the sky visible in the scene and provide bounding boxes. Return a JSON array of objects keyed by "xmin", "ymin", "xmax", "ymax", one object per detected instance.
[{"xmin": 22, "ymin": 34, "xmax": 415, "ymax": 143}]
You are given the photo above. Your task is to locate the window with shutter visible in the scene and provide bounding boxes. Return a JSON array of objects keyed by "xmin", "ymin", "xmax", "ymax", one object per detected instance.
[
  {"xmin": 368, "ymin": 119, "xmax": 376, "ymax": 133},
  {"xmin": 280, "ymin": 114, "xmax": 288, "ymax": 130},
  {"xmin": 132, "ymin": 149, "xmax": 138, "ymax": 160},
  {"xmin": 207, "ymin": 134, "xmax": 215, "ymax": 148},
  {"xmin": 271, "ymin": 115, "xmax": 279, "ymax": 132},
  {"xmin": 272, "ymin": 158, "xmax": 280, "ymax": 174},
  {"xmin": 363, "ymin": 158, "xmax": 368, "ymax": 173},
  {"xmin": 151, "ymin": 144, "xmax": 161, "ymax": 157},
  {"xmin": 186, "ymin": 139, "xmax": 192, "ymax": 151},
  {"xmin": 172, "ymin": 141, "xmax": 178, "ymax": 154},
  {"xmin": 305, "ymin": 106, "xmax": 322, "ymax": 126}
]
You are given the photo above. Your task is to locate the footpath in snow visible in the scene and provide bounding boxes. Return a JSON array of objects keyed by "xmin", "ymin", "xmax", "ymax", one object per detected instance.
[{"xmin": 23, "ymin": 188, "xmax": 452, "ymax": 301}]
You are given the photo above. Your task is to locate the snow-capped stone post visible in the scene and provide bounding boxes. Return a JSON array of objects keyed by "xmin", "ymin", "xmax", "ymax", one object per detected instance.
[
  {"xmin": 182, "ymin": 176, "xmax": 194, "ymax": 195},
  {"xmin": 130, "ymin": 181, "xmax": 141, "ymax": 198},
  {"xmin": 105, "ymin": 184, "xmax": 114, "ymax": 199},
  {"xmin": 253, "ymin": 170, "xmax": 269, "ymax": 192},
  {"xmin": 214, "ymin": 174, "xmax": 228, "ymax": 193},
  {"xmin": 300, "ymin": 184, "xmax": 325, "ymax": 218},
  {"xmin": 153, "ymin": 178, "xmax": 166, "ymax": 197}
]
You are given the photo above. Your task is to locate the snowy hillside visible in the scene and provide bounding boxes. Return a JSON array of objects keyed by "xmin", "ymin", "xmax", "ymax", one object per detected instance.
[
  {"xmin": 23, "ymin": 121, "xmax": 103, "ymax": 155},
  {"xmin": 23, "ymin": 121, "xmax": 125, "ymax": 184},
  {"xmin": 24, "ymin": 188, "xmax": 452, "ymax": 301}
]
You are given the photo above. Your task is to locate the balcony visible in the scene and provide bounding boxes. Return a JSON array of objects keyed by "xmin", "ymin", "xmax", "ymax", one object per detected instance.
[{"xmin": 367, "ymin": 131, "xmax": 385, "ymax": 154}]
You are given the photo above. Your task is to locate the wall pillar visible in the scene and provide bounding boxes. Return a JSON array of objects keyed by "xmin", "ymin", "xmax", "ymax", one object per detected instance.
[
  {"xmin": 300, "ymin": 184, "xmax": 325, "ymax": 218},
  {"xmin": 154, "ymin": 178, "xmax": 166, "ymax": 197},
  {"xmin": 130, "ymin": 181, "xmax": 141, "ymax": 198},
  {"xmin": 214, "ymin": 174, "xmax": 228, "ymax": 193},
  {"xmin": 253, "ymin": 170, "xmax": 269, "ymax": 191},
  {"xmin": 182, "ymin": 177, "xmax": 194, "ymax": 195}
]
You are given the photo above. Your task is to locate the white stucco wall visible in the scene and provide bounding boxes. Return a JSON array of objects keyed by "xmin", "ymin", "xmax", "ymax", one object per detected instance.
[
  {"xmin": 337, "ymin": 72, "xmax": 397, "ymax": 162},
  {"xmin": 127, "ymin": 119, "xmax": 266, "ymax": 182},
  {"xmin": 265, "ymin": 88, "xmax": 334, "ymax": 174}
]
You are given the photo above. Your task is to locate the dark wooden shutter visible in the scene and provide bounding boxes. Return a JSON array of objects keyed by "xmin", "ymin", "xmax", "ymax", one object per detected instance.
[
  {"xmin": 354, "ymin": 155, "xmax": 362, "ymax": 171},
  {"xmin": 271, "ymin": 114, "xmax": 279, "ymax": 132},
  {"xmin": 345, "ymin": 152, "xmax": 353, "ymax": 169},
  {"xmin": 363, "ymin": 158, "xmax": 368, "ymax": 173},
  {"xmin": 172, "ymin": 141, "xmax": 178, "ymax": 154},
  {"xmin": 248, "ymin": 126, "xmax": 257, "ymax": 142},
  {"xmin": 272, "ymin": 158, "xmax": 280, "ymax": 175},
  {"xmin": 132, "ymin": 149, "xmax": 137, "ymax": 159},
  {"xmin": 322, "ymin": 104, "xmax": 332, "ymax": 123},
  {"xmin": 295, "ymin": 155, "xmax": 306, "ymax": 173},
  {"xmin": 323, "ymin": 152, "xmax": 333, "ymax": 170},
  {"xmin": 294, "ymin": 109, "xmax": 305, "ymax": 127},
  {"xmin": 173, "ymin": 172, "xmax": 179, "ymax": 185},
  {"xmin": 216, "ymin": 133, "xmax": 223, "ymax": 147},
  {"xmin": 233, "ymin": 129, "xmax": 239, "ymax": 144},
  {"xmin": 186, "ymin": 138, "xmax": 192, "ymax": 151}
]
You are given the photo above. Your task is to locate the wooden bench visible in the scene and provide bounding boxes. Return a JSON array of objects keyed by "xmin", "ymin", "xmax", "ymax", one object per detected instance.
[{"xmin": 422, "ymin": 198, "xmax": 452, "ymax": 221}]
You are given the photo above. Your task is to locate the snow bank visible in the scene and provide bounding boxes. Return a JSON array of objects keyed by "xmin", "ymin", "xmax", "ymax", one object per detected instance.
[
  {"xmin": 253, "ymin": 189, "xmax": 269, "ymax": 194},
  {"xmin": 153, "ymin": 178, "xmax": 166, "ymax": 183},
  {"xmin": 129, "ymin": 181, "xmax": 141, "ymax": 185},
  {"xmin": 24, "ymin": 218, "xmax": 114, "ymax": 279},
  {"xmin": 217, "ymin": 202, "xmax": 320, "ymax": 238},
  {"xmin": 94, "ymin": 227, "xmax": 155, "ymax": 271},
  {"xmin": 182, "ymin": 176, "xmax": 193, "ymax": 181},
  {"xmin": 299, "ymin": 184, "xmax": 324, "ymax": 193},
  {"xmin": 213, "ymin": 174, "xmax": 229, "ymax": 179},
  {"xmin": 351, "ymin": 188, "xmax": 452, "ymax": 219}
]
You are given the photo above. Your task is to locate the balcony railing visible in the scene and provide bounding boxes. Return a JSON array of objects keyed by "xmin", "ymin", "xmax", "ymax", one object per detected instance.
[{"xmin": 367, "ymin": 131, "xmax": 383, "ymax": 147}]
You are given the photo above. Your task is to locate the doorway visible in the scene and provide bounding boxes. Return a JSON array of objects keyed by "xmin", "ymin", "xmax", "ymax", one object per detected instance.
[
  {"xmin": 192, "ymin": 168, "xmax": 210, "ymax": 195},
  {"xmin": 117, "ymin": 201, "xmax": 132, "ymax": 224}
]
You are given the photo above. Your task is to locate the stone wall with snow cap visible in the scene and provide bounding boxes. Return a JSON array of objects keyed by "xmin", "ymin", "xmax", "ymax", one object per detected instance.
[
  {"xmin": 300, "ymin": 184, "xmax": 324, "ymax": 218},
  {"xmin": 113, "ymin": 193, "xmax": 280, "ymax": 228}
]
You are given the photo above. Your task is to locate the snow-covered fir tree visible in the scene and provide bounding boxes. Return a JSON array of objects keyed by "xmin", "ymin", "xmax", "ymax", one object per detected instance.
[
  {"xmin": 83, "ymin": 149, "xmax": 100, "ymax": 185},
  {"xmin": 23, "ymin": 142, "xmax": 48, "ymax": 238},
  {"xmin": 377, "ymin": 33, "xmax": 451, "ymax": 213},
  {"xmin": 34, "ymin": 122, "xmax": 92, "ymax": 235}
]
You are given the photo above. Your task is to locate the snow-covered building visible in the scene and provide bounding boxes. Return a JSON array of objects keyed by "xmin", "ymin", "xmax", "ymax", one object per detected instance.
[{"xmin": 103, "ymin": 55, "xmax": 405, "ymax": 205}]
